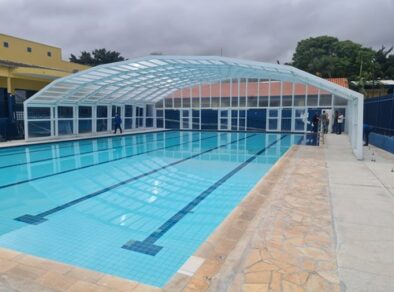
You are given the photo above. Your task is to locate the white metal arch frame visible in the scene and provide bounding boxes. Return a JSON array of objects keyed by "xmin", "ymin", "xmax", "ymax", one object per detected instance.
[{"xmin": 25, "ymin": 55, "xmax": 364, "ymax": 159}]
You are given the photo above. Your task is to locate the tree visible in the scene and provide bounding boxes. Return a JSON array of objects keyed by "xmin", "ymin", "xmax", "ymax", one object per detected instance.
[
  {"xmin": 69, "ymin": 49, "xmax": 125, "ymax": 66},
  {"xmin": 375, "ymin": 46, "xmax": 394, "ymax": 79},
  {"xmin": 290, "ymin": 36, "xmax": 383, "ymax": 80}
]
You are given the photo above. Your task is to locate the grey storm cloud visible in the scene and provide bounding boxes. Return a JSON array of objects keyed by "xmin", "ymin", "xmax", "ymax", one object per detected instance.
[{"xmin": 0, "ymin": 0, "xmax": 393, "ymax": 63}]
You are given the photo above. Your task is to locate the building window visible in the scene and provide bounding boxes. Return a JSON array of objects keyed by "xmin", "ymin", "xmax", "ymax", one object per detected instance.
[
  {"xmin": 27, "ymin": 47, "xmax": 32, "ymax": 53},
  {"xmin": 3, "ymin": 42, "xmax": 8, "ymax": 48},
  {"xmin": 47, "ymin": 51, "xmax": 52, "ymax": 57}
]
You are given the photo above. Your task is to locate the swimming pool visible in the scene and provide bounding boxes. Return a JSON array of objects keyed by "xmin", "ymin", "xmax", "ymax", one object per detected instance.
[{"xmin": 0, "ymin": 131, "xmax": 302, "ymax": 287}]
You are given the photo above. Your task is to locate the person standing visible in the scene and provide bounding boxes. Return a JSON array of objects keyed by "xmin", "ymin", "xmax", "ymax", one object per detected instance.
[
  {"xmin": 363, "ymin": 124, "xmax": 373, "ymax": 146},
  {"xmin": 337, "ymin": 112, "xmax": 344, "ymax": 134},
  {"xmin": 114, "ymin": 113, "xmax": 122, "ymax": 134},
  {"xmin": 332, "ymin": 111, "xmax": 338, "ymax": 133},
  {"xmin": 312, "ymin": 113, "xmax": 320, "ymax": 133},
  {"xmin": 321, "ymin": 111, "xmax": 329, "ymax": 134}
]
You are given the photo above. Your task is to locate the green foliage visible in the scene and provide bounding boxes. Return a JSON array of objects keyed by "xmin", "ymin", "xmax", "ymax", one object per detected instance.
[
  {"xmin": 291, "ymin": 36, "xmax": 393, "ymax": 81},
  {"xmin": 69, "ymin": 49, "xmax": 125, "ymax": 66}
]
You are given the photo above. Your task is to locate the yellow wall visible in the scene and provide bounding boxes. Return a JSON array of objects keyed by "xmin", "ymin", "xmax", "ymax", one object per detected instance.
[
  {"xmin": 0, "ymin": 33, "xmax": 88, "ymax": 73},
  {"xmin": 0, "ymin": 33, "xmax": 90, "ymax": 94}
]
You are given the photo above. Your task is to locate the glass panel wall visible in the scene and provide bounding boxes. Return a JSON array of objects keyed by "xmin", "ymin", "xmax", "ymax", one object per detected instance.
[
  {"xmin": 96, "ymin": 105, "xmax": 108, "ymax": 132},
  {"xmin": 146, "ymin": 104, "xmax": 154, "ymax": 127},
  {"xmin": 155, "ymin": 79, "xmax": 346, "ymax": 133},
  {"xmin": 136, "ymin": 106, "xmax": 144, "ymax": 128},
  {"xmin": 27, "ymin": 107, "xmax": 51, "ymax": 138},
  {"xmin": 58, "ymin": 106, "xmax": 73, "ymax": 136},
  {"xmin": 78, "ymin": 106, "xmax": 92, "ymax": 134},
  {"xmin": 124, "ymin": 105, "xmax": 133, "ymax": 129}
]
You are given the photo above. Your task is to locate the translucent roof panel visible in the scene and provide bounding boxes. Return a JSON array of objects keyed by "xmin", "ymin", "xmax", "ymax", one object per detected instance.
[{"xmin": 26, "ymin": 55, "xmax": 363, "ymax": 105}]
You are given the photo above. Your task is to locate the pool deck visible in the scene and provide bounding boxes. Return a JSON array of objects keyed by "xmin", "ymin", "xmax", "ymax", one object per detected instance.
[{"xmin": 1, "ymin": 133, "xmax": 394, "ymax": 291}]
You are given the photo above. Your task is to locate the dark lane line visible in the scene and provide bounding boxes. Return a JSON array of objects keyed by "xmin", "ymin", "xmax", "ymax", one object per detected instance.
[
  {"xmin": 0, "ymin": 131, "xmax": 178, "ymax": 158},
  {"xmin": 122, "ymin": 135, "xmax": 288, "ymax": 256},
  {"xmin": 0, "ymin": 133, "xmax": 184, "ymax": 170},
  {"xmin": 0, "ymin": 133, "xmax": 219, "ymax": 190},
  {"xmin": 14, "ymin": 133, "xmax": 257, "ymax": 225}
]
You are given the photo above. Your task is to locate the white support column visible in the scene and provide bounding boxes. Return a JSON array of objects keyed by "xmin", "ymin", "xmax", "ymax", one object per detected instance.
[
  {"xmin": 143, "ymin": 105, "xmax": 146, "ymax": 128},
  {"xmin": 355, "ymin": 97, "xmax": 364, "ymax": 160},
  {"xmin": 163, "ymin": 103, "xmax": 166, "ymax": 129},
  {"xmin": 153, "ymin": 104, "xmax": 157, "ymax": 128},
  {"xmin": 74, "ymin": 105, "xmax": 78, "ymax": 135},
  {"xmin": 107, "ymin": 105, "xmax": 111, "ymax": 132},
  {"xmin": 132, "ymin": 104, "xmax": 136, "ymax": 129},
  {"xmin": 53, "ymin": 106, "xmax": 57, "ymax": 137},
  {"xmin": 237, "ymin": 78, "xmax": 240, "ymax": 130},
  {"xmin": 257, "ymin": 79, "xmax": 260, "ymax": 107},
  {"xmin": 92, "ymin": 105, "xmax": 97, "ymax": 134},
  {"xmin": 23, "ymin": 102, "xmax": 28, "ymax": 141},
  {"xmin": 245, "ymin": 78, "xmax": 248, "ymax": 130},
  {"xmin": 121, "ymin": 104, "xmax": 125, "ymax": 130},
  {"xmin": 291, "ymin": 82, "xmax": 295, "ymax": 131},
  {"xmin": 219, "ymin": 80, "xmax": 222, "ymax": 108},
  {"xmin": 199, "ymin": 83, "xmax": 202, "ymax": 130}
]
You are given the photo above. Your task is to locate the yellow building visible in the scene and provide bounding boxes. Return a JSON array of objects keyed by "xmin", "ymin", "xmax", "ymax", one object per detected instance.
[
  {"xmin": 0, "ymin": 33, "xmax": 89, "ymax": 139},
  {"xmin": 0, "ymin": 33, "xmax": 88, "ymax": 95}
]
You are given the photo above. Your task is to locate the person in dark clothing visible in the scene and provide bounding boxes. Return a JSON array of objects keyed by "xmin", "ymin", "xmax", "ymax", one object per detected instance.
[
  {"xmin": 311, "ymin": 113, "xmax": 320, "ymax": 145},
  {"xmin": 312, "ymin": 113, "xmax": 320, "ymax": 133},
  {"xmin": 114, "ymin": 113, "xmax": 122, "ymax": 134},
  {"xmin": 363, "ymin": 124, "xmax": 373, "ymax": 146},
  {"xmin": 332, "ymin": 111, "xmax": 339, "ymax": 133}
]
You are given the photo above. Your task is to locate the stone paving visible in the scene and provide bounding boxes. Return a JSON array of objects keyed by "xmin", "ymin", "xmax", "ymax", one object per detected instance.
[
  {"xmin": 0, "ymin": 143, "xmax": 341, "ymax": 291},
  {"xmin": 201, "ymin": 145, "xmax": 340, "ymax": 292}
]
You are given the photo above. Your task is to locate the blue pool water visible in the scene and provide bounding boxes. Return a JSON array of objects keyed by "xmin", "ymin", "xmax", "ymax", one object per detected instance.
[{"xmin": 0, "ymin": 131, "xmax": 302, "ymax": 287}]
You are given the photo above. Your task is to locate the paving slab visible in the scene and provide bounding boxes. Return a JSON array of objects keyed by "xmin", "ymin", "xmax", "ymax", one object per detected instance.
[{"xmin": 325, "ymin": 134, "xmax": 394, "ymax": 292}]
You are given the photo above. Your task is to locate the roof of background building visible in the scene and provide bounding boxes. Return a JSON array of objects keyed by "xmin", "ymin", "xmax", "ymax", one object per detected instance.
[
  {"xmin": 172, "ymin": 78, "xmax": 350, "ymax": 98},
  {"xmin": 327, "ymin": 78, "xmax": 349, "ymax": 88}
]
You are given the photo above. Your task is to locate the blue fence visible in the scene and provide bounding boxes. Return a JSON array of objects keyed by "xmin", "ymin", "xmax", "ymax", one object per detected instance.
[
  {"xmin": 364, "ymin": 94, "xmax": 394, "ymax": 153},
  {"xmin": 0, "ymin": 89, "xmax": 21, "ymax": 141},
  {"xmin": 364, "ymin": 94, "xmax": 394, "ymax": 136}
]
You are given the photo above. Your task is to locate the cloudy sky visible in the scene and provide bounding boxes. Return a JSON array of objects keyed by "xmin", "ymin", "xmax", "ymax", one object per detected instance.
[{"xmin": 0, "ymin": 0, "xmax": 393, "ymax": 63}]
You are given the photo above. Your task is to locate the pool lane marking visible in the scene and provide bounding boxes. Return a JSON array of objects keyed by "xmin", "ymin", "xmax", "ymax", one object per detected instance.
[
  {"xmin": 122, "ymin": 135, "xmax": 288, "ymax": 256},
  {"xmin": 14, "ymin": 133, "xmax": 257, "ymax": 225},
  {"xmin": 0, "ymin": 133, "xmax": 218, "ymax": 190},
  {"xmin": 0, "ymin": 132, "xmax": 184, "ymax": 169}
]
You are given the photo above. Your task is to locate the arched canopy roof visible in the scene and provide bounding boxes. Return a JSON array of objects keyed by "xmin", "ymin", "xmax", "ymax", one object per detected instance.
[{"xmin": 26, "ymin": 55, "xmax": 362, "ymax": 106}]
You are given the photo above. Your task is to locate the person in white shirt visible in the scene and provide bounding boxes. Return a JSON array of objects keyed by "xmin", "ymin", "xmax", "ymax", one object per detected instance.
[{"xmin": 337, "ymin": 113, "xmax": 344, "ymax": 134}]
